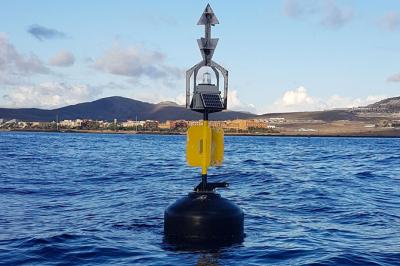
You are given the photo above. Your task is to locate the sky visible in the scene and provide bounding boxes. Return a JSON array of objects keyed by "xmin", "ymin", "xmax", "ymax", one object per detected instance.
[{"xmin": 0, "ymin": 0, "xmax": 400, "ymax": 114}]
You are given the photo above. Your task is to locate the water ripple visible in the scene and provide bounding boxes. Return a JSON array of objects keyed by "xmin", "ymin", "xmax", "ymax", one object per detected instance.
[{"xmin": 0, "ymin": 132, "xmax": 399, "ymax": 265}]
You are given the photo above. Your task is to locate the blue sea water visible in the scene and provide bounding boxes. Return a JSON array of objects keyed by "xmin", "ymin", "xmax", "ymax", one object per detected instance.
[{"xmin": 0, "ymin": 131, "xmax": 399, "ymax": 265}]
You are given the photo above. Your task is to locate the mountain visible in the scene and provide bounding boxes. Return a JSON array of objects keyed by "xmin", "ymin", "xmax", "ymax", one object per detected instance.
[
  {"xmin": 258, "ymin": 110, "xmax": 357, "ymax": 122},
  {"xmin": 157, "ymin": 101, "xmax": 181, "ymax": 107},
  {"xmin": 366, "ymin": 96, "xmax": 400, "ymax": 112},
  {"xmin": 0, "ymin": 96, "xmax": 255, "ymax": 122},
  {"xmin": 3, "ymin": 96, "xmax": 398, "ymax": 123},
  {"xmin": 258, "ymin": 96, "xmax": 400, "ymax": 122}
]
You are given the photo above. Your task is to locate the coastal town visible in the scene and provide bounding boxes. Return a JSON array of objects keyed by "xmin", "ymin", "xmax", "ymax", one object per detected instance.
[
  {"xmin": 2, "ymin": 114, "xmax": 400, "ymax": 136},
  {"xmin": 1, "ymin": 95, "xmax": 400, "ymax": 136},
  {"xmin": 0, "ymin": 118, "xmax": 277, "ymax": 134}
]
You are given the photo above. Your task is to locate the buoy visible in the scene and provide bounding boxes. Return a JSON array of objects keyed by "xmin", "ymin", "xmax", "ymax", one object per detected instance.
[
  {"xmin": 164, "ymin": 192, "xmax": 244, "ymax": 243},
  {"xmin": 164, "ymin": 4, "xmax": 244, "ymax": 245}
]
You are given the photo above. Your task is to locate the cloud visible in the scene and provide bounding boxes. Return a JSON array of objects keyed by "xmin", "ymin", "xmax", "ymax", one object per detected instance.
[
  {"xmin": 263, "ymin": 86, "xmax": 385, "ymax": 113},
  {"xmin": 279, "ymin": 86, "xmax": 315, "ymax": 106},
  {"xmin": 127, "ymin": 90, "xmax": 185, "ymax": 106},
  {"xmin": 174, "ymin": 93, "xmax": 186, "ymax": 106},
  {"xmin": 387, "ymin": 72, "xmax": 400, "ymax": 82},
  {"xmin": 0, "ymin": 34, "xmax": 49, "ymax": 84},
  {"xmin": 320, "ymin": 0, "xmax": 353, "ymax": 28},
  {"xmin": 283, "ymin": 0, "xmax": 353, "ymax": 29},
  {"xmin": 128, "ymin": 89, "xmax": 257, "ymax": 113},
  {"xmin": 227, "ymin": 90, "xmax": 257, "ymax": 113},
  {"xmin": 269, "ymin": 86, "xmax": 315, "ymax": 112},
  {"xmin": 283, "ymin": 0, "xmax": 317, "ymax": 18},
  {"xmin": 49, "ymin": 50, "xmax": 75, "ymax": 67},
  {"xmin": 3, "ymin": 82, "xmax": 102, "ymax": 108},
  {"xmin": 27, "ymin": 24, "xmax": 66, "ymax": 41},
  {"xmin": 93, "ymin": 44, "xmax": 182, "ymax": 80},
  {"xmin": 323, "ymin": 94, "xmax": 385, "ymax": 110},
  {"xmin": 380, "ymin": 11, "xmax": 400, "ymax": 31}
]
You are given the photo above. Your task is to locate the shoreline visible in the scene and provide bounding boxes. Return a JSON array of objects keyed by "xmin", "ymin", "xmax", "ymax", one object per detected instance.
[{"xmin": 1, "ymin": 128, "xmax": 400, "ymax": 138}]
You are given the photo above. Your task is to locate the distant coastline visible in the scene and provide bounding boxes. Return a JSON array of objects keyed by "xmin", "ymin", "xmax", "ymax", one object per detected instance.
[
  {"xmin": 2, "ymin": 96, "xmax": 400, "ymax": 139},
  {"xmin": 2, "ymin": 128, "xmax": 399, "ymax": 138}
]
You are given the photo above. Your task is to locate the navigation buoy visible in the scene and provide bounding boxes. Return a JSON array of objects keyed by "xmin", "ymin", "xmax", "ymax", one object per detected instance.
[{"xmin": 164, "ymin": 4, "xmax": 244, "ymax": 245}]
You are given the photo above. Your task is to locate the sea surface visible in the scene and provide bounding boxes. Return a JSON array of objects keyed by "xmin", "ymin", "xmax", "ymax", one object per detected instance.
[{"xmin": 0, "ymin": 132, "xmax": 399, "ymax": 265}]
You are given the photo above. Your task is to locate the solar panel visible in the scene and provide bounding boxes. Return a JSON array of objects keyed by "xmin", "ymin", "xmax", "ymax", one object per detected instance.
[{"xmin": 201, "ymin": 93, "xmax": 224, "ymax": 109}]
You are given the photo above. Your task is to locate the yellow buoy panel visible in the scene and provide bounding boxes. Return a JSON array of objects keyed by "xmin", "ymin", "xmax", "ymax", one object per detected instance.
[{"xmin": 186, "ymin": 125, "xmax": 224, "ymax": 167}]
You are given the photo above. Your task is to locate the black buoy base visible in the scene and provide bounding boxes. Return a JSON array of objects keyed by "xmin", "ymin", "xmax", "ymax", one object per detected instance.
[{"xmin": 164, "ymin": 192, "xmax": 244, "ymax": 244}]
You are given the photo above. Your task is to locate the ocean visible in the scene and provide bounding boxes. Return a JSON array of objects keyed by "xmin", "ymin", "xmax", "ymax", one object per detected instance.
[{"xmin": 0, "ymin": 132, "xmax": 399, "ymax": 265}]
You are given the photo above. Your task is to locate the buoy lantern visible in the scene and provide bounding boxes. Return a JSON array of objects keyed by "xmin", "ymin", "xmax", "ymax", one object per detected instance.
[{"xmin": 164, "ymin": 4, "xmax": 244, "ymax": 245}]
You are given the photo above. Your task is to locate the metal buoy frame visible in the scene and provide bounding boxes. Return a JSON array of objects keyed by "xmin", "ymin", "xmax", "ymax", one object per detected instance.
[{"xmin": 164, "ymin": 4, "xmax": 244, "ymax": 245}]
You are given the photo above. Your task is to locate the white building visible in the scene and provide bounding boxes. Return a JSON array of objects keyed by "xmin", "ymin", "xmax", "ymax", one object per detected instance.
[
  {"xmin": 60, "ymin": 119, "xmax": 83, "ymax": 128},
  {"xmin": 268, "ymin": 118, "xmax": 285, "ymax": 123},
  {"xmin": 121, "ymin": 120, "xmax": 146, "ymax": 128}
]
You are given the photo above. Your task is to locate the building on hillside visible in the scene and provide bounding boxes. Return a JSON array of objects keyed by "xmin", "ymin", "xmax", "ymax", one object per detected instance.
[
  {"xmin": 37, "ymin": 121, "xmax": 53, "ymax": 128},
  {"xmin": 31, "ymin": 122, "xmax": 40, "ymax": 128},
  {"xmin": 188, "ymin": 120, "xmax": 202, "ymax": 127},
  {"xmin": 121, "ymin": 120, "xmax": 145, "ymax": 128},
  {"xmin": 223, "ymin": 119, "xmax": 267, "ymax": 131},
  {"xmin": 209, "ymin": 120, "xmax": 226, "ymax": 128},
  {"xmin": 268, "ymin": 117, "xmax": 285, "ymax": 123},
  {"xmin": 59, "ymin": 119, "xmax": 84, "ymax": 128},
  {"xmin": 246, "ymin": 119, "xmax": 267, "ymax": 129},
  {"xmin": 158, "ymin": 120, "xmax": 172, "ymax": 130},
  {"xmin": 144, "ymin": 120, "xmax": 159, "ymax": 130},
  {"xmin": 80, "ymin": 120, "xmax": 100, "ymax": 130},
  {"xmin": 391, "ymin": 120, "xmax": 400, "ymax": 127},
  {"xmin": 17, "ymin": 121, "xmax": 28, "ymax": 128},
  {"xmin": 171, "ymin": 120, "xmax": 188, "ymax": 130},
  {"xmin": 97, "ymin": 120, "xmax": 109, "ymax": 128},
  {"xmin": 224, "ymin": 120, "xmax": 242, "ymax": 130},
  {"xmin": 3, "ymin": 119, "xmax": 18, "ymax": 125},
  {"xmin": 187, "ymin": 120, "xmax": 226, "ymax": 128}
]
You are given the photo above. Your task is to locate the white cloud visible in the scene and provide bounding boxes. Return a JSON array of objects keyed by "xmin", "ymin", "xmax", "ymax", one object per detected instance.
[
  {"xmin": 279, "ymin": 86, "xmax": 315, "ymax": 107},
  {"xmin": 175, "ymin": 93, "xmax": 186, "ymax": 106},
  {"xmin": 0, "ymin": 33, "xmax": 49, "ymax": 84},
  {"xmin": 380, "ymin": 11, "xmax": 400, "ymax": 31},
  {"xmin": 128, "ymin": 90, "xmax": 186, "ymax": 106},
  {"xmin": 324, "ymin": 94, "xmax": 385, "ymax": 109},
  {"xmin": 262, "ymin": 86, "xmax": 385, "ymax": 113},
  {"xmin": 93, "ymin": 44, "xmax": 182, "ymax": 80},
  {"xmin": 2, "ymin": 82, "xmax": 102, "ymax": 108},
  {"xmin": 227, "ymin": 89, "xmax": 257, "ymax": 113},
  {"xmin": 49, "ymin": 50, "xmax": 75, "ymax": 67},
  {"xmin": 128, "ymin": 89, "xmax": 257, "ymax": 113}
]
